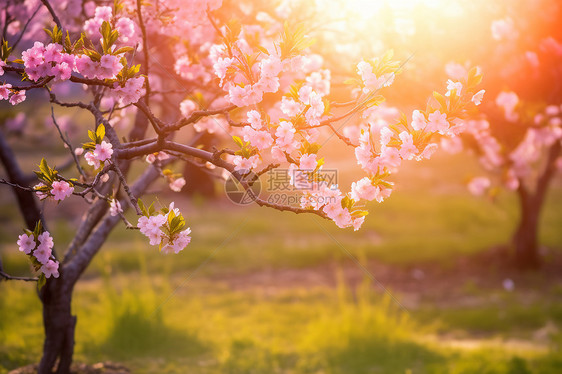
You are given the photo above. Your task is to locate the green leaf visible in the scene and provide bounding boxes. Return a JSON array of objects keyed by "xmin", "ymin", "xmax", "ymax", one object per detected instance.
[
  {"xmin": 364, "ymin": 95, "xmax": 385, "ymax": 108},
  {"xmin": 96, "ymin": 124, "xmax": 106, "ymax": 141},
  {"xmin": 137, "ymin": 199, "xmax": 148, "ymax": 217},
  {"xmin": 88, "ymin": 130, "xmax": 96, "ymax": 143},
  {"xmin": 433, "ymin": 91, "xmax": 447, "ymax": 111},
  {"xmin": 232, "ymin": 135, "xmax": 244, "ymax": 148},
  {"xmin": 37, "ymin": 274, "xmax": 46, "ymax": 290},
  {"xmin": 113, "ymin": 46, "xmax": 134, "ymax": 55}
]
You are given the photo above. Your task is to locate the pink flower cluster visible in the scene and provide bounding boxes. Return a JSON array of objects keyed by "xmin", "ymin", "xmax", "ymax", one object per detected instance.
[
  {"xmin": 462, "ymin": 102, "xmax": 562, "ymax": 194},
  {"xmin": 356, "ymin": 60, "xmax": 395, "ymax": 93},
  {"xmin": 83, "ymin": 6, "xmax": 137, "ymax": 45},
  {"xmin": 34, "ymin": 180, "xmax": 74, "ymax": 202},
  {"xmin": 0, "ymin": 83, "xmax": 26, "ymax": 105},
  {"xmin": 111, "ymin": 77, "xmax": 145, "ymax": 106},
  {"xmin": 137, "ymin": 203, "xmax": 192, "ymax": 254},
  {"xmin": 21, "ymin": 40, "xmax": 124, "ymax": 84},
  {"xmin": 16, "ymin": 231, "xmax": 59, "ymax": 278},
  {"xmin": 85, "ymin": 140, "xmax": 113, "ymax": 169}
]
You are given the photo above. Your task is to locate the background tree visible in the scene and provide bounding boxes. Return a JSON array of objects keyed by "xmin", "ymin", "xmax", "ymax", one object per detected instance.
[{"xmin": 0, "ymin": 0, "xmax": 483, "ymax": 373}]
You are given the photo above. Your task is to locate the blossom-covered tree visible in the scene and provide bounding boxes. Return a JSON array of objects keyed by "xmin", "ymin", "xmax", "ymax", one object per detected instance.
[
  {"xmin": 441, "ymin": 1, "xmax": 562, "ymax": 269},
  {"xmin": 0, "ymin": 0, "xmax": 483, "ymax": 372}
]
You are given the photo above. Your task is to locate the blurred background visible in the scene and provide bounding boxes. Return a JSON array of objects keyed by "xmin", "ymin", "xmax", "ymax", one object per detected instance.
[{"xmin": 1, "ymin": 0, "xmax": 562, "ymax": 373}]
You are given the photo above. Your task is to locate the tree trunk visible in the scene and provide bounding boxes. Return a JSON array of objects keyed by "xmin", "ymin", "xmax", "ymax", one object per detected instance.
[
  {"xmin": 512, "ymin": 142, "xmax": 561, "ymax": 270},
  {"xmin": 512, "ymin": 191, "xmax": 541, "ymax": 269},
  {"xmin": 37, "ymin": 277, "xmax": 76, "ymax": 374}
]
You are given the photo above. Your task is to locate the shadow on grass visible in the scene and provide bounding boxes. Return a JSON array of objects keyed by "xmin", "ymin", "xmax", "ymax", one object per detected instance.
[{"xmin": 90, "ymin": 307, "xmax": 208, "ymax": 361}]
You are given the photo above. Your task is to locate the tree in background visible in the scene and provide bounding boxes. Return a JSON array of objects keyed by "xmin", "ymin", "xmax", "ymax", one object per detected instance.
[
  {"xmin": 0, "ymin": 0, "xmax": 483, "ymax": 372},
  {"xmin": 440, "ymin": 0, "xmax": 562, "ymax": 269}
]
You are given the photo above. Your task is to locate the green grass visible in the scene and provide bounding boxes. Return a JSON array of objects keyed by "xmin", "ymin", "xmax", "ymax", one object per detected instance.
[
  {"xmin": 1, "ymin": 152, "xmax": 562, "ymax": 373},
  {"xmin": 1, "ymin": 272, "xmax": 561, "ymax": 374}
]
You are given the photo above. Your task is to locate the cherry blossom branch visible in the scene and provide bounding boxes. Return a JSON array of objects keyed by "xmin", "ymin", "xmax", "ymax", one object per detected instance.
[
  {"xmin": 136, "ymin": 0, "xmax": 150, "ymax": 105},
  {"xmin": 49, "ymin": 105, "xmax": 87, "ymax": 179},
  {"xmin": 12, "ymin": 4, "xmax": 42, "ymax": 50},
  {"xmin": 0, "ymin": 130, "xmax": 44, "ymax": 231},
  {"xmin": 110, "ymin": 162, "xmax": 142, "ymax": 215},
  {"xmin": 0, "ymin": 269, "xmax": 38, "ymax": 282},
  {"xmin": 163, "ymin": 105, "xmax": 236, "ymax": 133},
  {"xmin": 40, "ymin": 0, "xmax": 62, "ymax": 29}
]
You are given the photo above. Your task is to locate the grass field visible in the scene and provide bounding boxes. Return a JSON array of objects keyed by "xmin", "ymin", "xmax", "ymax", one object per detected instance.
[{"xmin": 1, "ymin": 153, "xmax": 562, "ymax": 373}]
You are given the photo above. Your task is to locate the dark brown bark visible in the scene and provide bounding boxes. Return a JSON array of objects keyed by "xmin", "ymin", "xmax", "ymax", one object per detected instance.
[
  {"xmin": 37, "ymin": 278, "xmax": 76, "ymax": 374},
  {"xmin": 512, "ymin": 142, "xmax": 561, "ymax": 270},
  {"xmin": 0, "ymin": 130, "xmax": 42, "ymax": 230},
  {"xmin": 513, "ymin": 187, "xmax": 541, "ymax": 269}
]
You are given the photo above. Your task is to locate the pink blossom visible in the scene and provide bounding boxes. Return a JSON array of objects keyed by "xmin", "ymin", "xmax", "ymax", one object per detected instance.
[
  {"xmin": 115, "ymin": 17, "xmax": 136, "ymax": 42},
  {"xmin": 373, "ymin": 184, "xmax": 392, "ymax": 203},
  {"xmin": 109, "ymin": 199, "xmax": 123, "ymax": 216},
  {"xmin": 247, "ymin": 110, "xmax": 263, "ymax": 129},
  {"xmin": 445, "ymin": 62, "xmax": 467, "ymax": 80},
  {"xmin": 298, "ymin": 86, "xmax": 313, "ymax": 105},
  {"xmin": 440, "ymin": 137, "xmax": 463, "ymax": 154},
  {"xmin": 169, "ymin": 177, "xmax": 186, "ymax": 192},
  {"xmin": 357, "ymin": 60, "xmax": 394, "ymax": 93},
  {"xmin": 50, "ymin": 181, "xmax": 74, "ymax": 201},
  {"xmin": 352, "ymin": 216, "xmax": 366, "ymax": 231},
  {"xmin": 255, "ymin": 76, "xmax": 280, "ymax": 94},
  {"xmin": 0, "ymin": 84, "xmax": 12, "ymax": 100},
  {"xmin": 411, "ymin": 110, "xmax": 427, "ymax": 131},
  {"xmin": 51, "ymin": 62, "xmax": 72, "ymax": 81},
  {"xmin": 260, "ymin": 55, "xmax": 282, "ymax": 77},
  {"xmin": 75, "ymin": 55, "xmax": 98, "ymax": 79},
  {"xmin": 138, "ymin": 214, "xmax": 166, "ymax": 237},
  {"xmin": 17, "ymin": 233, "xmax": 35, "ymax": 254},
  {"xmin": 275, "ymin": 121, "xmax": 296, "ymax": 142},
  {"xmin": 244, "ymin": 128, "xmax": 273, "ymax": 150},
  {"xmin": 43, "ymin": 43, "xmax": 63, "ymax": 64},
  {"xmin": 417, "ymin": 143, "xmax": 439, "ymax": 160},
  {"xmin": 146, "ymin": 154, "xmax": 156, "ymax": 163},
  {"xmin": 94, "ymin": 6, "xmax": 113, "ymax": 21},
  {"xmin": 213, "ymin": 57, "xmax": 234, "ymax": 82},
  {"xmin": 41, "ymin": 260, "xmax": 60, "ymax": 278},
  {"xmin": 398, "ymin": 131, "xmax": 418, "ymax": 160},
  {"xmin": 299, "ymin": 154, "xmax": 317, "ymax": 170},
  {"xmin": 34, "ymin": 244, "xmax": 52, "ymax": 265},
  {"xmin": 84, "ymin": 151, "xmax": 100, "ymax": 169},
  {"xmin": 426, "ymin": 110, "xmax": 449, "ymax": 134},
  {"xmin": 467, "ymin": 177, "xmax": 491, "ymax": 196},
  {"xmin": 332, "ymin": 207, "xmax": 353, "ymax": 228},
  {"xmin": 351, "ymin": 177, "xmax": 378, "ymax": 201},
  {"xmin": 0, "ymin": 60, "xmax": 5, "ymax": 76},
  {"xmin": 496, "ymin": 91, "xmax": 519, "ymax": 115},
  {"xmin": 9, "ymin": 91, "xmax": 26, "ymax": 105},
  {"xmin": 180, "ymin": 99, "xmax": 198, "ymax": 118},
  {"xmin": 22, "ymin": 42, "xmax": 45, "ymax": 69},
  {"xmin": 38, "ymin": 231, "xmax": 54, "ymax": 250},
  {"xmin": 491, "ymin": 18, "xmax": 516, "ymax": 41},
  {"xmin": 161, "ymin": 228, "xmax": 191, "ymax": 254},
  {"xmin": 93, "ymin": 141, "xmax": 113, "ymax": 162},
  {"xmin": 280, "ymin": 97, "xmax": 304, "ymax": 117},
  {"xmin": 34, "ymin": 183, "xmax": 49, "ymax": 200},
  {"xmin": 112, "ymin": 77, "xmax": 145, "ymax": 106},
  {"xmin": 379, "ymin": 146, "xmax": 401, "ymax": 170},
  {"xmin": 445, "ymin": 80, "xmax": 462, "ymax": 97},
  {"xmin": 232, "ymin": 154, "xmax": 260, "ymax": 171},
  {"xmin": 380, "ymin": 126, "xmax": 393, "ymax": 147},
  {"xmin": 98, "ymin": 54, "xmax": 123, "ymax": 79},
  {"xmin": 471, "ymin": 90, "xmax": 485, "ymax": 105}
]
